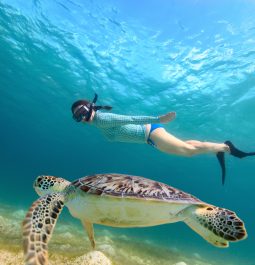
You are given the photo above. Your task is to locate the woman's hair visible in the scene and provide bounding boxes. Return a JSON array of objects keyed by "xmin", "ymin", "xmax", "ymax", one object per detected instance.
[
  {"xmin": 71, "ymin": 99, "xmax": 90, "ymax": 114},
  {"xmin": 71, "ymin": 99, "xmax": 112, "ymax": 114}
]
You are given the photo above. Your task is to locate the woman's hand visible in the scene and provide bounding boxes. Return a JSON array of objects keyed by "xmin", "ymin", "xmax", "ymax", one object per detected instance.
[{"xmin": 159, "ymin": 112, "xmax": 176, "ymax": 124}]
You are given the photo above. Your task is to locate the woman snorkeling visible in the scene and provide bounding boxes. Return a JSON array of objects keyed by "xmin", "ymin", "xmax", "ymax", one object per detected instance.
[{"xmin": 71, "ymin": 94, "xmax": 255, "ymax": 184}]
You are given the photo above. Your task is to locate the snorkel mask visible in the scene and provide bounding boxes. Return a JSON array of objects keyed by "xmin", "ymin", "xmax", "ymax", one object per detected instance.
[{"xmin": 73, "ymin": 93, "xmax": 98, "ymax": 122}]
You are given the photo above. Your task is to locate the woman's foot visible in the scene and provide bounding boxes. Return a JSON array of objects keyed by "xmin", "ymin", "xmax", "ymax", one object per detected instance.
[
  {"xmin": 216, "ymin": 143, "xmax": 229, "ymax": 185},
  {"xmin": 207, "ymin": 143, "xmax": 229, "ymax": 153}
]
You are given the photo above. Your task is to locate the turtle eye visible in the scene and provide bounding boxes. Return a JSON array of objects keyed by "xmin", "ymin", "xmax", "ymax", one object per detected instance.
[{"xmin": 37, "ymin": 176, "xmax": 43, "ymax": 185}]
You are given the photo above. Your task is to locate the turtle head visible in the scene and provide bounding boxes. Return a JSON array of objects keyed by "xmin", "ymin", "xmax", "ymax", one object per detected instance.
[{"xmin": 34, "ymin": 175, "xmax": 70, "ymax": 196}]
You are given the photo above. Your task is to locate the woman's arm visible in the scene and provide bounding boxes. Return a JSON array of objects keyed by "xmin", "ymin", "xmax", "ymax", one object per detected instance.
[{"xmin": 93, "ymin": 112, "xmax": 161, "ymax": 128}]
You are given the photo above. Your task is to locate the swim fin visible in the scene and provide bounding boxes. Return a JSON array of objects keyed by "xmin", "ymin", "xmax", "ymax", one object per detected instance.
[
  {"xmin": 216, "ymin": 152, "xmax": 226, "ymax": 185},
  {"xmin": 225, "ymin": 140, "xmax": 255, "ymax": 159}
]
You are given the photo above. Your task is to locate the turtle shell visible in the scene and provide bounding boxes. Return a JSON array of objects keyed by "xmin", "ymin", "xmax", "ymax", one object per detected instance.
[{"xmin": 71, "ymin": 174, "xmax": 202, "ymax": 204}]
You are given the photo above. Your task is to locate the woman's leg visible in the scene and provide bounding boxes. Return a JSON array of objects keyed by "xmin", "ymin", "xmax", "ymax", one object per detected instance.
[
  {"xmin": 150, "ymin": 128, "xmax": 229, "ymax": 156},
  {"xmin": 185, "ymin": 140, "xmax": 230, "ymax": 154}
]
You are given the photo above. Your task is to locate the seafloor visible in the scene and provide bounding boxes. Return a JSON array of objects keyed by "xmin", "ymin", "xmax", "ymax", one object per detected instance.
[{"xmin": 0, "ymin": 203, "xmax": 231, "ymax": 265}]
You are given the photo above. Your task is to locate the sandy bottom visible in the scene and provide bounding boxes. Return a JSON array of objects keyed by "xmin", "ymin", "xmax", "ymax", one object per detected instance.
[{"xmin": 0, "ymin": 203, "xmax": 227, "ymax": 265}]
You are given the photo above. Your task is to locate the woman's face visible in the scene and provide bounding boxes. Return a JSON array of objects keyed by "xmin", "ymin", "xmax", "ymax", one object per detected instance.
[
  {"xmin": 81, "ymin": 109, "xmax": 95, "ymax": 123},
  {"xmin": 73, "ymin": 104, "xmax": 91, "ymax": 123}
]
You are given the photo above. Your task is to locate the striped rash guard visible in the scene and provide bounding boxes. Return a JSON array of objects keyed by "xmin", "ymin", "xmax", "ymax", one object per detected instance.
[{"xmin": 90, "ymin": 112, "xmax": 160, "ymax": 143}]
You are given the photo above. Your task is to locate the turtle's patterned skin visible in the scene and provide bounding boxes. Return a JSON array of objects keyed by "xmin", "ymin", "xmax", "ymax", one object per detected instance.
[
  {"xmin": 23, "ymin": 193, "xmax": 65, "ymax": 265},
  {"xmin": 22, "ymin": 174, "xmax": 247, "ymax": 265}
]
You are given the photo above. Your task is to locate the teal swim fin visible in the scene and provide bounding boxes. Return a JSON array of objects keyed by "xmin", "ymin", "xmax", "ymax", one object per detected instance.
[
  {"xmin": 216, "ymin": 141, "xmax": 255, "ymax": 185},
  {"xmin": 216, "ymin": 152, "xmax": 226, "ymax": 185},
  {"xmin": 225, "ymin": 141, "xmax": 255, "ymax": 159}
]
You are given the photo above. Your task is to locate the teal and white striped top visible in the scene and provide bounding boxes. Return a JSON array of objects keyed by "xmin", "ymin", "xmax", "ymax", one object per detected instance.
[{"xmin": 89, "ymin": 112, "xmax": 160, "ymax": 143}]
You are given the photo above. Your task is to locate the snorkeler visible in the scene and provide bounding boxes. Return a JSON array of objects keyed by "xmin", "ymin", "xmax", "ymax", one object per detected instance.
[{"xmin": 71, "ymin": 94, "xmax": 255, "ymax": 184}]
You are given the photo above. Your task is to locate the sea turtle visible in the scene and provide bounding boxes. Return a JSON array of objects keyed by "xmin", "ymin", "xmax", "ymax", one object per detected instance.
[{"xmin": 23, "ymin": 173, "xmax": 247, "ymax": 265}]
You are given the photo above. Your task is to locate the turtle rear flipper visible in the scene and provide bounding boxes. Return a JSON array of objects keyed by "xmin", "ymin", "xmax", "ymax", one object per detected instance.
[
  {"xmin": 23, "ymin": 193, "xmax": 65, "ymax": 265},
  {"xmin": 81, "ymin": 220, "xmax": 96, "ymax": 249},
  {"xmin": 183, "ymin": 205, "xmax": 247, "ymax": 248}
]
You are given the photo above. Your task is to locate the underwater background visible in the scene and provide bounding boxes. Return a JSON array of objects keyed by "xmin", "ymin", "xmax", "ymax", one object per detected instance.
[{"xmin": 0, "ymin": 0, "xmax": 255, "ymax": 264}]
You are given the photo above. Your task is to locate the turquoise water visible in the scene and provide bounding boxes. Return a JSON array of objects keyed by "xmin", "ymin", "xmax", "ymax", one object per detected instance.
[{"xmin": 0, "ymin": 0, "xmax": 255, "ymax": 264}]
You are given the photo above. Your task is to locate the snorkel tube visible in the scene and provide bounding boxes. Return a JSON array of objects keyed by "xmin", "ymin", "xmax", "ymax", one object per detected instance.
[{"xmin": 86, "ymin": 93, "xmax": 98, "ymax": 121}]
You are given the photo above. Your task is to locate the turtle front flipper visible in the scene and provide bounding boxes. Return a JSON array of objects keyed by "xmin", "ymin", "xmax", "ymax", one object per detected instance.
[
  {"xmin": 183, "ymin": 205, "xmax": 247, "ymax": 248},
  {"xmin": 22, "ymin": 193, "xmax": 65, "ymax": 265}
]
